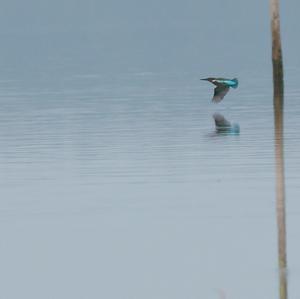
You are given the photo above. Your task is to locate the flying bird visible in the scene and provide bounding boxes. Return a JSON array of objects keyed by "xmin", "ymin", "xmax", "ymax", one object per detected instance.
[{"xmin": 201, "ymin": 77, "xmax": 238, "ymax": 103}]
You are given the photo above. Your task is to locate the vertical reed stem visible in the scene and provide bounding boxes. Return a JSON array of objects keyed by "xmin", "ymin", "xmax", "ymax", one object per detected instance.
[{"xmin": 270, "ymin": 0, "xmax": 287, "ymax": 298}]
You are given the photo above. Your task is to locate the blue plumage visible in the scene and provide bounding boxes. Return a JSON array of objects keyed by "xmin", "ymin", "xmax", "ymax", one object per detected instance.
[
  {"xmin": 222, "ymin": 78, "xmax": 238, "ymax": 88},
  {"xmin": 201, "ymin": 77, "xmax": 239, "ymax": 102}
]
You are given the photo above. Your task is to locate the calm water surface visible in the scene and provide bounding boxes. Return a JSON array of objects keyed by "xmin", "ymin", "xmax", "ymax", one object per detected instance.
[{"xmin": 0, "ymin": 38, "xmax": 300, "ymax": 299}]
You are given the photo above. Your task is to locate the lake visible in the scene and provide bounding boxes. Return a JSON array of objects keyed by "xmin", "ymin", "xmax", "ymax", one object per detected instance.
[{"xmin": 0, "ymin": 1, "xmax": 300, "ymax": 298}]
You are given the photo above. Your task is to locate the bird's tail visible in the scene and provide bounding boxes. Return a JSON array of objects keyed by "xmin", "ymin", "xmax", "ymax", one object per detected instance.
[{"xmin": 231, "ymin": 78, "xmax": 239, "ymax": 88}]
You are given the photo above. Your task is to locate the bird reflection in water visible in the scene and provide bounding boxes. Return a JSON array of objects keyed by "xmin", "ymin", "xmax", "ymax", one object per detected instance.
[{"xmin": 212, "ymin": 113, "xmax": 240, "ymax": 135}]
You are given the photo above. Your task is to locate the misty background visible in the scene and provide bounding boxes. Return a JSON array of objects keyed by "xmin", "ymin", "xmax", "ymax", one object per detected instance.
[{"xmin": 0, "ymin": 0, "xmax": 299, "ymax": 75}]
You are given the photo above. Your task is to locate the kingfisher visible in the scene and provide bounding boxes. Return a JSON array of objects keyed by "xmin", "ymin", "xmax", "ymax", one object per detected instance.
[{"xmin": 201, "ymin": 77, "xmax": 238, "ymax": 103}]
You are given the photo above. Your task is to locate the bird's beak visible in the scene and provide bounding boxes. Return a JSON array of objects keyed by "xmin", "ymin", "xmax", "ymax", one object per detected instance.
[{"xmin": 201, "ymin": 78, "xmax": 208, "ymax": 81}]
